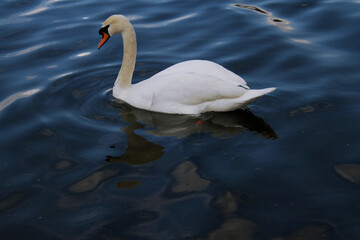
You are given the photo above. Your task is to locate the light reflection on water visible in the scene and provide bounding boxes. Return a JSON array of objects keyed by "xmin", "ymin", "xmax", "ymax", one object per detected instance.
[
  {"xmin": 0, "ymin": 88, "xmax": 40, "ymax": 111},
  {"xmin": 4, "ymin": 42, "xmax": 58, "ymax": 58},
  {"xmin": 136, "ymin": 13, "xmax": 197, "ymax": 28}
]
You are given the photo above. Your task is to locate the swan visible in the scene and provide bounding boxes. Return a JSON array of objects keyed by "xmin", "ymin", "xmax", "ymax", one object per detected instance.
[{"xmin": 98, "ymin": 14, "xmax": 275, "ymax": 115}]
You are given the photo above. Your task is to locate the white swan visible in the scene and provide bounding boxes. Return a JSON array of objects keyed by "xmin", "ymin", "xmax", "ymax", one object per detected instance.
[{"xmin": 98, "ymin": 15, "xmax": 275, "ymax": 115}]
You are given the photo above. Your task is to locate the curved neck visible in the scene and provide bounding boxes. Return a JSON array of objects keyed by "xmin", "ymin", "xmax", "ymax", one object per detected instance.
[{"xmin": 114, "ymin": 22, "xmax": 137, "ymax": 89}]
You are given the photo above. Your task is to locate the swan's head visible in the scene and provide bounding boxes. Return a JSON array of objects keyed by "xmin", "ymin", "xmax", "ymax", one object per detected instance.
[{"xmin": 98, "ymin": 15, "xmax": 130, "ymax": 49}]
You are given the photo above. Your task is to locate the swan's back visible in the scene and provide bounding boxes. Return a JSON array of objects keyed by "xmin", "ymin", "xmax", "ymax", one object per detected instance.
[{"xmin": 153, "ymin": 60, "xmax": 249, "ymax": 89}]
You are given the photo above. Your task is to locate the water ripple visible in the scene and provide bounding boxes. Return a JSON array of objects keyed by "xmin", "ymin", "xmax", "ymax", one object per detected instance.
[
  {"xmin": 136, "ymin": 13, "xmax": 196, "ymax": 28},
  {"xmin": 20, "ymin": 0, "xmax": 67, "ymax": 17},
  {"xmin": 0, "ymin": 88, "xmax": 41, "ymax": 112},
  {"xmin": 3, "ymin": 41, "xmax": 57, "ymax": 58},
  {"xmin": 0, "ymin": 17, "xmax": 32, "ymax": 26}
]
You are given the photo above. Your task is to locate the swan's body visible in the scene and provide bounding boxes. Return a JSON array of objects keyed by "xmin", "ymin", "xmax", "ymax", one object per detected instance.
[{"xmin": 98, "ymin": 15, "xmax": 275, "ymax": 115}]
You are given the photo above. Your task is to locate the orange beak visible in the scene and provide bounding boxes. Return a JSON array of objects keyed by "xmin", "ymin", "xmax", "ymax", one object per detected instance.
[{"xmin": 98, "ymin": 32, "xmax": 110, "ymax": 49}]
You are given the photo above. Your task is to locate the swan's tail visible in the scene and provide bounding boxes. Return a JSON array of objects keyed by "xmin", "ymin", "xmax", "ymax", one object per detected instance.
[{"xmin": 240, "ymin": 87, "xmax": 276, "ymax": 106}]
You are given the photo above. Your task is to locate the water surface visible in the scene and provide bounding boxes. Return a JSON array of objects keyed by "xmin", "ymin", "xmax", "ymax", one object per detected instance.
[{"xmin": 1, "ymin": 0, "xmax": 360, "ymax": 239}]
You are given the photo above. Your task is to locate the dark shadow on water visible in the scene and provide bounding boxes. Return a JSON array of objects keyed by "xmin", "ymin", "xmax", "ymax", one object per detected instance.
[
  {"xmin": 234, "ymin": 3, "xmax": 269, "ymax": 15},
  {"xmin": 233, "ymin": 3, "xmax": 292, "ymax": 31}
]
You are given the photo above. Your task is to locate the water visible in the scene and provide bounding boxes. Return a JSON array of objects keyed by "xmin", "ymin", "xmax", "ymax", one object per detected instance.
[{"xmin": 1, "ymin": 0, "xmax": 360, "ymax": 239}]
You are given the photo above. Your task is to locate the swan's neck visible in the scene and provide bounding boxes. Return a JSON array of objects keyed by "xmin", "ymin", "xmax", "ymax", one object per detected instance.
[{"xmin": 114, "ymin": 22, "xmax": 137, "ymax": 89}]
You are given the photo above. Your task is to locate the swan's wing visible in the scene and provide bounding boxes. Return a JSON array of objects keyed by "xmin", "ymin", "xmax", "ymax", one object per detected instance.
[
  {"xmin": 153, "ymin": 60, "xmax": 249, "ymax": 88},
  {"xmin": 132, "ymin": 72, "xmax": 247, "ymax": 112}
]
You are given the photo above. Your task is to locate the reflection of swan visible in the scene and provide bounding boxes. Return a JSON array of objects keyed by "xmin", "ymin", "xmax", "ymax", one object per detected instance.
[
  {"xmin": 106, "ymin": 111, "xmax": 164, "ymax": 165},
  {"xmin": 116, "ymin": 102, "xmax": 278, "ymax": 139},
  {"xmin": 105, "ymin": 102, "xmax": 276, "ymax": 165},
  {"xmin": 98, "ymin": 15, "xmax": 275, "ymax": 115}
]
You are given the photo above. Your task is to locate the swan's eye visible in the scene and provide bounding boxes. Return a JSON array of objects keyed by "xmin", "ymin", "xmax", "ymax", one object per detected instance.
[{"xmin": 99, "ymin": 25, "xmax": 110, "ymax": 36}]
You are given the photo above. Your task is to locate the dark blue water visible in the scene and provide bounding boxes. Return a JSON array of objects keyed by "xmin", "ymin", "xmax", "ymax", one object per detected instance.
[{"xmin": 1, "ymin": 0, "xmax": 360, "ymax": 239}]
